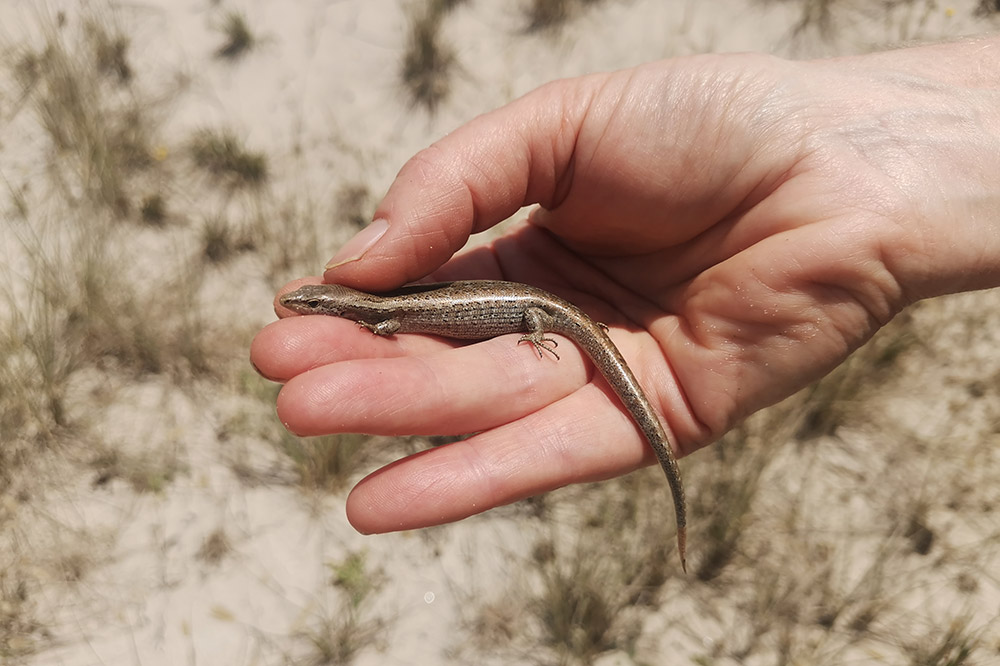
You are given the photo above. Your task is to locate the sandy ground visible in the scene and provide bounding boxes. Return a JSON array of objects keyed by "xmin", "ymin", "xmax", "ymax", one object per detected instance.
[{"xmin": 3, "ymin": 1, "xmax": 1000, "ymax": 665}]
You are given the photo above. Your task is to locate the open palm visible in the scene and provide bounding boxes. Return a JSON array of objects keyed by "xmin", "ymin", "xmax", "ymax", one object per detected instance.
[{"xmin": 251, "ymin": 44, "xmax": 1000, "ymax": 534}]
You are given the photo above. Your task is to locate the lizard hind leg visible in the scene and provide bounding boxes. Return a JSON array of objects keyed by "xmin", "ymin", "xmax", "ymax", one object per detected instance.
[
  {"xmin": 518, "ymin": 333, "xmax": 560, "ymax": 360},
  {"xmin": 520, "ymin": 307, "xmax": 560, "ymax": 360}
]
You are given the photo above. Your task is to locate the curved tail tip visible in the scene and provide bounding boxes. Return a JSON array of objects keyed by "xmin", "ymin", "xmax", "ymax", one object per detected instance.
[{"xmin": 678, "ymin": 528, "xmax": 687, "ymax": 574}]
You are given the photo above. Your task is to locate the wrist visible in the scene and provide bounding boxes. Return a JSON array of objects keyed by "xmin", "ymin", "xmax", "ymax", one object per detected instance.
[
  {"xmin": 853, "ymin": 34, "xmax": 1000, "ymax": 89},
  {"xmin": 825, "ymin": 37, "xmax": 1000, "ymax": 301}
]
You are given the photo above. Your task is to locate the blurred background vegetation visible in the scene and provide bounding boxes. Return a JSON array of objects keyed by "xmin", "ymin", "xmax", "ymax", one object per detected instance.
[{"xmin": 2, "ymin": 1, "xmax": 1000, "ymax": 664}]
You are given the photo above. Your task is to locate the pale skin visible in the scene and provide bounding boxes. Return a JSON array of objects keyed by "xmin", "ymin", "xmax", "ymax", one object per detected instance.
[{"xmin": 250, "ymin": 36, "xmax": 1000, "ymax": 537}]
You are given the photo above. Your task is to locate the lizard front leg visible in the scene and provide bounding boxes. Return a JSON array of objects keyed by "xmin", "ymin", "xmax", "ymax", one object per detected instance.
[{"xmin": 358, "ymin": 319, "xmax": 401, "ymax": 336}]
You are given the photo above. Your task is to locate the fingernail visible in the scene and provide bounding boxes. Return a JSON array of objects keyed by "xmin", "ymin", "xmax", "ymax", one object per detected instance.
[
  {"xmin": 325, "ymin": 218, "xmax": 389, "ymax": 270},
  {"xmin": 249, "ymin": 358, "xmax": 277, "ymax": 382}
]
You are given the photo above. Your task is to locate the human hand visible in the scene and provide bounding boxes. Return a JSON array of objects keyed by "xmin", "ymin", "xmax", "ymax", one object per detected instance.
[{"xmin": 250, "ymin": 38, "xmax": 1000, "ymax": 534}]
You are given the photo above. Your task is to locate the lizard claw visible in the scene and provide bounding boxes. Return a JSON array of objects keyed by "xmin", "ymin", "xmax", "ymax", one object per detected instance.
[{"xmin": 518, "ymin": 334, "xmax": 560, "ymax": 360}]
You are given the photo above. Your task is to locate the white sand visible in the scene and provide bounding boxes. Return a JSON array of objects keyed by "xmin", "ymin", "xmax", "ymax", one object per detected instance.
[{"xmin": 2, "ymin": 1, "xmax": 999, "ymax": 664}]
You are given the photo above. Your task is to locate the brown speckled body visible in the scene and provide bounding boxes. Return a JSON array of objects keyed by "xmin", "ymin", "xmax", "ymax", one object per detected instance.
[{"xmin": 280, "ymin": 280, "xmax": 687, "ymax": 571}]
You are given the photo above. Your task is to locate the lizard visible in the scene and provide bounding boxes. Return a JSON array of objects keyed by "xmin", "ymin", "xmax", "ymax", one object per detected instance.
[{"xmin": 279, "ymin": 280, "xmax": 688, "ymax": 571}]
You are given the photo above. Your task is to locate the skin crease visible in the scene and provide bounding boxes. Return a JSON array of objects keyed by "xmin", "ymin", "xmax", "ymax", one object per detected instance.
[{"xmin": 250, "ymin": 37, "xmax": 1000, "ymax": 538}]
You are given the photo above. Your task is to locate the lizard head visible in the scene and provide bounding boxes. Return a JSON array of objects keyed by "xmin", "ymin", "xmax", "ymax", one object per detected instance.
[{"xmin": 278, "ymin": 284, "xmax": 362, "ymax": 316}]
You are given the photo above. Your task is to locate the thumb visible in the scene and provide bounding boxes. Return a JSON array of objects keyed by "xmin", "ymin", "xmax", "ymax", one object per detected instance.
[{"xmin": 321, "ymin": 79, "xmax": 592, "ymax": 290}]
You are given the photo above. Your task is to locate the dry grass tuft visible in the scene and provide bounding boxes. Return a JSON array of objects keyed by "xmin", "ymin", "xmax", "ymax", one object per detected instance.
[
  {"xmin": 219, "ymin": 374, "xmax": 398, "ymax": 493},
  {"xmin": 139, "ymin": 193, "xmax": 167, "ymax": 225},
  {"xmin": 189, "ymin": 128, "xmax": 268, "ymax": 188},
  {"xmin": 335, "ymin": 182, "xmax": 375, "ymax": 230},
  {"xmin": 691, "ymin": 425, "xmax": 771, "ymax": 581},
  {"xmin": 0, "ymin": 566, "xmax": 45, "ymax": 661},
  {"xmin": 200, "ymin": 214, "xmax": 257, "ymax": 264},
  {"xmin": 295, "ymin": 550, "xmax": 389, "ymax": 665},
  {"xmin": 197, "ymin": 529, "xmax": 232, "ymax": 565},
  {"xmin": 87, "ymin": 17, "xmax": 132, "ymax": 83},
  {"xmin": 214, "ymin": 10, "xmax": 256, "ymax": 60},
  {"xmin": 250, "ymin": 194, "xmax": 328, "ymax": 281},
  {"xmin": 275, "ymin": 433, "xmax": 376, "ymax": 492},
  {"xmin": 0, "ymin": 282, "xmax": 79, "ymax": 442},
  {"xmin": 523, "ymin": 0, "xmax": 574, "ymax": 32},
  {"xmin": 467, "ymin": 469, "xmax": 678, "ymax": 664},
  {"xmin": 14, "ymin": 12, "xmax": 156, "ymax": 217},
  {"xmin": 794, "ymin": 310, "xmax": 917, "ymax": 440},
  {"xmin": 400, "ymin": 2, "xmax": 459, "ymax": 113},
  {"xmin": 89, "ymin": 444, "xmax": 186, "ymax": 493},
  {"xmin": 977, "ymin": 0, "xmax": 1000, "ymax": 15},
  {"xmin": 521, "ymin": 0, "xmax": 608, "ymax": 33},
  {"xmin": 904, "ymin": 618, "xmax": 979, "ymax": 665}
]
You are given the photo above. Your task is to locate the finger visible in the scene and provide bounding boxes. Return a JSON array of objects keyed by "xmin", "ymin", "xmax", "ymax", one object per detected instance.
[
  {"xmin": 275, "ymin": 333, "xmax": 593, "ymax": 437},
  {"xmin": 344, "ymin": 382, "xmax": 655, "ymax": 534},
  {"xmin": 250, "ymin": 315, "xmax": 455, "ymax": 382},
  {"xmin": 323, "ymin": 78, "xmax": 596, "ymax": 290}
]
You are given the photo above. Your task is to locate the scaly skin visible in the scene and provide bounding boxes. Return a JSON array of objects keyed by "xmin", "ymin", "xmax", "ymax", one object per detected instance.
[{"xmin": 280, "ymin": 279, "xmax": 688, "ymax": 572}]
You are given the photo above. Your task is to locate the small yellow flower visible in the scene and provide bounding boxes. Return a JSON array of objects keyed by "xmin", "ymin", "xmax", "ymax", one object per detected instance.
[
  {"xmin": 945, "ymin": 7, "xmax": 955, "ymax": 17},
  {"xmin": 153, "ymin": 145, "xmax": 168, "ymax": 161}
]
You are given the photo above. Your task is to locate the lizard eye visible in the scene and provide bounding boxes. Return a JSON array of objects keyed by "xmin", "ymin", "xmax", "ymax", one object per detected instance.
[{"xmin": 306, "ymin": 299, "xmax": 320, "ymax": 308}]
